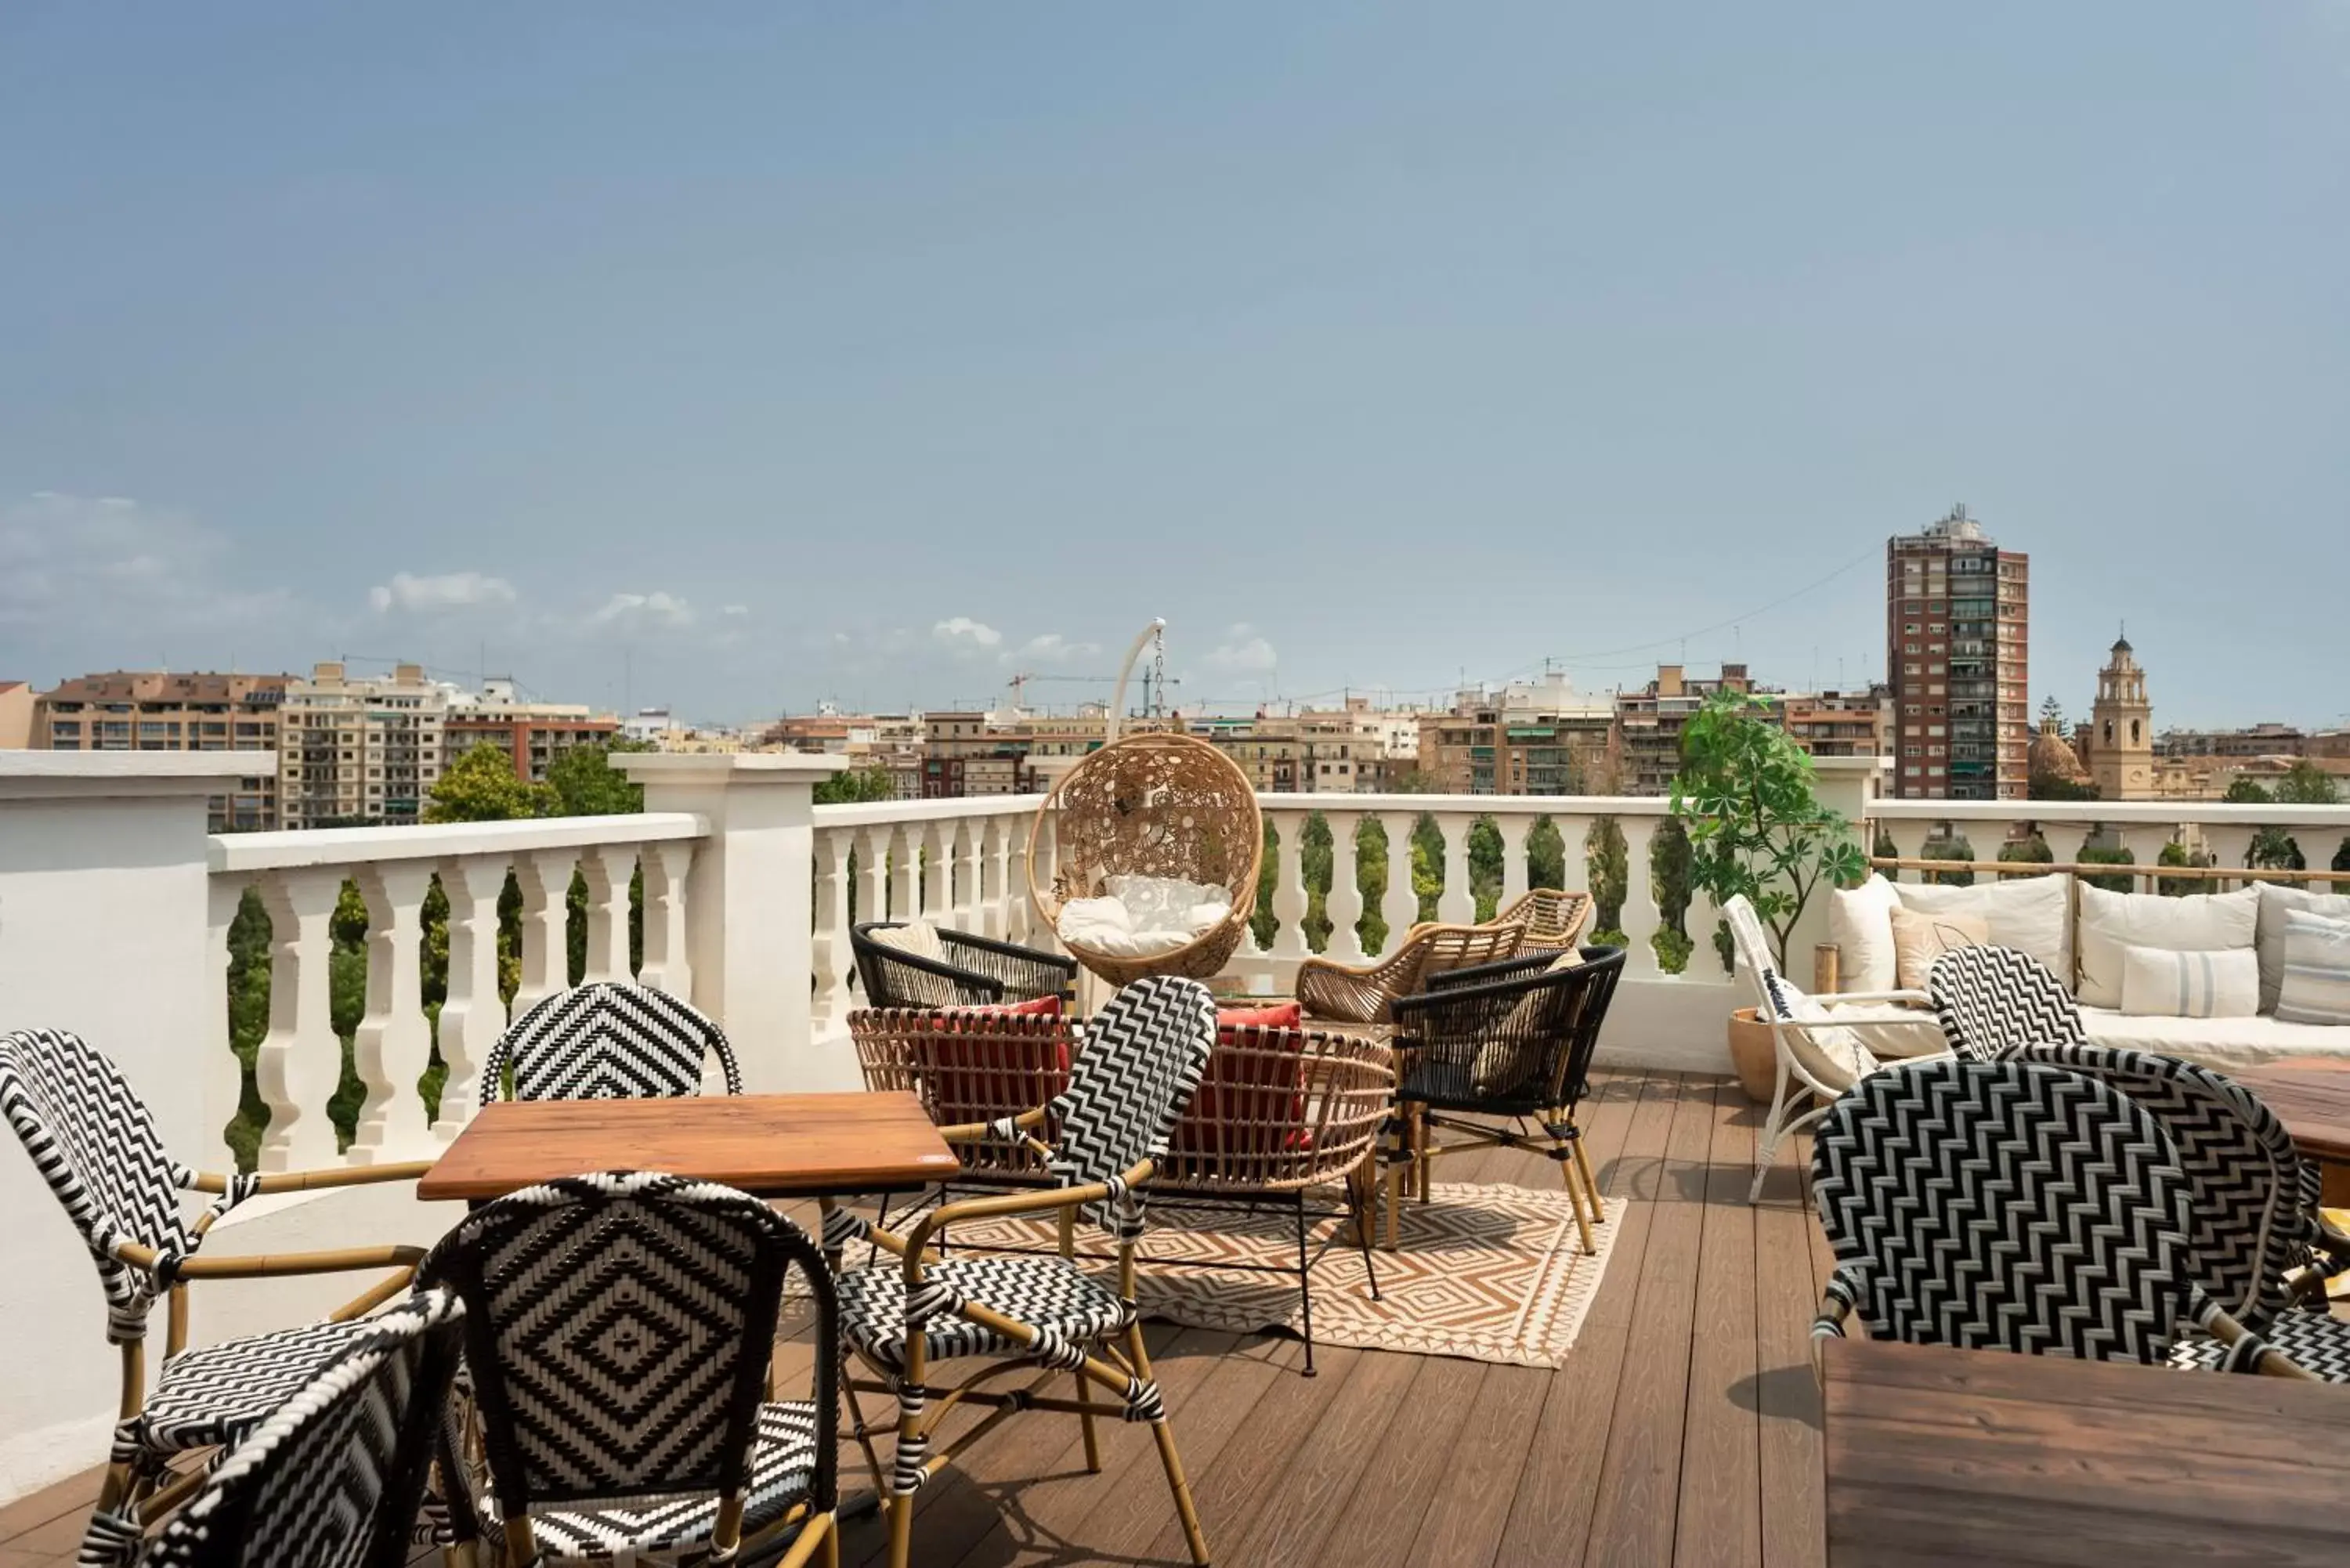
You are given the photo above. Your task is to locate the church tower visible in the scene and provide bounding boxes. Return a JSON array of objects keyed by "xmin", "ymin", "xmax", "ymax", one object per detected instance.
[{"xmin": 2088, "ymin": 632, "xmax": 2154, "ymax": 800}]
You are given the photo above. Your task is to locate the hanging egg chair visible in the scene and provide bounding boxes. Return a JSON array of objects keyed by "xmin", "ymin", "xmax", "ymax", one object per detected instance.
[{"xmin": 1028, "ymin": 621, "xmax": 1264, "ymax": 988}]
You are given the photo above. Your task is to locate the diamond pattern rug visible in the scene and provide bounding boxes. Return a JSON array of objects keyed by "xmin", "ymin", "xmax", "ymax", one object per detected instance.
[{"xmin": 935, "ymin": 1183, "xmax": 1622, "ymax": 1369}]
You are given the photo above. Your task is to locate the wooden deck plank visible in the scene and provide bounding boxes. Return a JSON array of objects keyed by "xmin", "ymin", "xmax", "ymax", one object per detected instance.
[
  {"xmin": 1756, "ymin": 1118, "xmax": 1828, "ymax": 1568},
  {"xmin": 1403, "ymin": 1362, "xmax": 1552, "ymax": 1568},
  {"xmin": 1578, "ymin": 1072, "xmax": 1720, "ymax": 1567},
  {"xmin": 1492, "ymin": 1071, "xmax": 1681, "ymax": 1567},
  {"xmin": 1304, "ymin": 1353, "xmax": 1487, "ymax": 1568},
  {"xmin": 1675, "ymin": 1080, "xmax": 1762, "ymax": 1568},
  {"xmin": 1217, "ymin": 1345, "xmax": 1421, "ymax": 1567}
]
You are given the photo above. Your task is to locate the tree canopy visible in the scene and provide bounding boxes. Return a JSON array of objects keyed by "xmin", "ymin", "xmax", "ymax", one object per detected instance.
[{"xmin": 425, "ymin": 742, "xmax": 557, "ymax": 822}]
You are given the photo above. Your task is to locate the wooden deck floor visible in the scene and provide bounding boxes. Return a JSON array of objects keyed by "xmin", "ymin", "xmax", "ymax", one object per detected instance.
[{"xmin": 0, "ymin": 1068, "xmax": 1837, "ymax": 1568}]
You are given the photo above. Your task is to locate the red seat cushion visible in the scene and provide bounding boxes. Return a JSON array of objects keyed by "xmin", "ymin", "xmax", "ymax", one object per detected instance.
[
  {"xmin": 924, "ymin": 996, "xmax": 1069, "ymax": 1126},
  {"xmin": 1176, "ymin": 1003, "xmax": 1311, "ymax": 1155}
]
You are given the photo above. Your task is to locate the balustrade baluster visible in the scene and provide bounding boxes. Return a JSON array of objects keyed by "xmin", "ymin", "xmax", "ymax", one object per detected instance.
[
  {"xmin": 1437, "ymin": 813, "xmax": 1476, "ymax": 925},
  {"xmin": 1005, "ymin": 815, "xmax": 1035, "ymax": 945},
  {"xmin": 1617, "ymin": 816, "xmax": 1663, "ymax": 977},
  {"xmin": 954, "ymin": 819, "xmax": 984, "ymax": 930},
  {"xmin": 577, "ymin": 845, "xmax": 635, "ymax": 982},
  {"xmin": 1498, "ymin": 815, "xmax": 1531, "ymax": 905},
  {"xmin": 1325, "ymin": 811, "xmax": 1367, "ymax": 963},
  {"xmin": 890, "ymin": 825, "xmax": 920, "ymax": 924},
  {"xmin": 1556, "ymin": 815, "xmax": 1593, "ymax": 902},
  {"xmin": 253, "ymin": 866, "xmax": 345, "ymax": 1172},
  {"xmin": 920, "ymin": 822, "xmax": 952, "ymax": 926},
  {"xmin": 347, "ymin": 862, "xmax": 436, "ymax": 1164},
  {"xmin": 2200, "ymin": 825, "xmax": 2257, "ymax": 891},
  {"xmin": 856, "ymin": 825, "xmax": 889, "ymax": 940},
  {"xmin": 510, "ymin": 851, "xmax": 573, "ymax": 1016},
  {"xmin": 809, "ymin": 829, "xmax": 852, "ymax": 1031},
  {"xmin": 1378, "ymin": 812, "xmax": 1420, "ymax": 951},
  {"xmin": 432, "ymin": 855, "xmax": 505, "ymax": 1133},
  {"xmin": 636, "ymin": 842, "xmax": 694, "ymax": 1000},
  {"xmin": 204, "ymin": 879, "xmax": 248, "ymax": 1171},
  {"xmin": 981, "ymin": 818, "xmax": 1011, "ymax": 941},
  {"xmin": 1269, "ymin": 813, "xmax": 1308, "ymax": 961}
]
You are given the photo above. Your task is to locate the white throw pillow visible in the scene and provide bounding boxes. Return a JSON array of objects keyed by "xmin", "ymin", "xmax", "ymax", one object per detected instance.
[
  {"xmin": 1104, "ymin": 874, "xmax": 1232, "ymax": 938},
  {"xmin": 1761, "ymin": 971, "xmax": 1871, "ymax": 1085},
  {"xmin": 1894, "ymin": 875, "xmax": 2071, "ymax": 982},
  {"xmin": 2276, "ymin": 909, "xmax": 2350, "ymax": 1027},
  {"xmin": 2255, "ymin": 884, "xmax": 2350, "ymax": 1014},
  {"xmin": 2076, "ymin": 883, "xmax": 2258, "ymax": 1010},
  {"xmin": 2119, "ymin": 943, "xmax": 2259, "ymax": 1019},
  {"xmin": 868, "ymin": 920, "xmax": 946, "ymax": 962},
  {"xmin": 1829, "ymin": 875, "xmax": 1902, "ymax": 993},
  {"xmin": 1889, "ymin": 905, "xmax": 1990, "ymax": 992}
]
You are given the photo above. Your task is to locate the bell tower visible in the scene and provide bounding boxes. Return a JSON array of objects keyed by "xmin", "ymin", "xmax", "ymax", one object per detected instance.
[{"xmin": 2088, "ymin": 630, "xmax": 2154, "ymax": 800}]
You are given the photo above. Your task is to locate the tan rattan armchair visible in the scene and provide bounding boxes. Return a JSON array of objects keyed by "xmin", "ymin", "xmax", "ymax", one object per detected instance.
[
  {"xmin": 1295, "ymin": 920, "xmax": 1528, "ymax": 1025},
  {"xmin": 1495, "ymin": 888, "xmax": 1596, "ymax": 952}
]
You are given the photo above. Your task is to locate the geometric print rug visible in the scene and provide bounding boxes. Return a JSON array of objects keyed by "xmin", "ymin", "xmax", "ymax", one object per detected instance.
[{"xmin": 938, "ymin": 1183, "xmax": 1622, "ymax": 1369}]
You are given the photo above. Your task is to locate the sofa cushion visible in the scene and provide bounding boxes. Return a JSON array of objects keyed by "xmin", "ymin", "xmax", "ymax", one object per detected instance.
[
  {"xmin": 2077, "ymin": 884, "xmax": 2258, "ymax": 1010},
  {"xmin": 2119, "ymin": 944, "xmax": 2258, "ymax": 1019},
  {"xmin": 2256, "ymin": 885, "xmax": 2350, "ymax": 1013},
  {"xmin": 869, "ymin": 920, "xmax": 946, "ymax": 962},
  {"xmin": 1829, "ymin": 875, "xmax": 1903, "ymax": 994},
  {"xmin": 1894, "ymin": 876, "xmax": 2070, "ymax": 981},
  {"xmin": 2078, "ymin": 1006, "xmax": 2350, "ymax": 1071},
  {"xmin": 2276, "ymin": 909, "xmax": 2350, "ymax": 1027},
  {"xmin": 1179, "ymin": 1003, "xmax": 1310, "ymax": 1153},
  {"xmin": 923, "ymin": 1003, "xmax": 1072, "ymax": 1128},
  {"xmin": 1890, "ymin": 905, "xmax": 1988, "ymax": 992}
]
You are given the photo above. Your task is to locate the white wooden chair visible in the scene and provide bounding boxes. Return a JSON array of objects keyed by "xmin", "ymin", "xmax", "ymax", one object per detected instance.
[{"xmin": 1722, "ymin": 895, "xmax": 1947, "ymax": 1203}]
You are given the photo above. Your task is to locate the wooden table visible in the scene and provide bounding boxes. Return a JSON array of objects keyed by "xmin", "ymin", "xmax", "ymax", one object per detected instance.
[
  {"xmin": 1823, "ymin": 1335, "xmax": 2350, "ymax": 1566},
  {"xmin": 418, "ymin": 1090, "xmax": 960, "ymax": 1203},
  {"xmin": 2229, "ymin": 1061, "xmax": 2350, "ymax": 1205}
]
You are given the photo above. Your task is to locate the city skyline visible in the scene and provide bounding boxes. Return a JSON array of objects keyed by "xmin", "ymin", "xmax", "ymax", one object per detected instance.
[{"xmin": 4, "ymin": 6, "xmax": 2346, "ymax": 724}]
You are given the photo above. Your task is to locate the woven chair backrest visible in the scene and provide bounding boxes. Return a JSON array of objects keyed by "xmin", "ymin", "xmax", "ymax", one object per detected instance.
[
  {"xmin": 1052, "ymin": 976, "xmax": 1216, "ymax": 1237},
  {"xmin": 0, "ymin": 1027, "xmax": 200, "ymax": 1340},
  {"xmin": 1400, "ymin": 948, "xmax": 1625, "ymax": 1112},
  {"xmin": 1927, "ymin": 944, "xmax": 2087, "ymax": 1060},
  {"xmin": 146, "ymin": 1290, "xmax": 466, "ymax": 1568},
  {"xmin": 1813, "ymin": 1057, "xmax": 2204, "ymax": 1364},
  {"xmin": 483, "ymin": 983, "xmax": 740, "ymax": 1100},
  {"xmin": 2012, "ymin": 1043, "xmax": 2315, "ymax": 1329},
  {"xmin": 1420, "ymin": 922, "xmax": 1526, "ymax": 980},
  {"xmin": 849, "ymin": 925, "xmax": 993, "ymax": 1010},
  {"xmin": 418, "ymin": 1172, "xmax": 822, "ymax": 1513}
]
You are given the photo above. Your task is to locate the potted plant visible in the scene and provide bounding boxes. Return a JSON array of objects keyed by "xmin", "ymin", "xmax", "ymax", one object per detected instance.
[{"xmin": 1668, "ymin": 691, "xmax": 1867, "ymax": 1102}]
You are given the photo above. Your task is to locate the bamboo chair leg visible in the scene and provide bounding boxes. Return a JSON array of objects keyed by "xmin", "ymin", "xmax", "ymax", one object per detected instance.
[
  {"xmin": 1572, "ymin": 1136, "xmax": 1603, "ymax": 1222},
  {"xmin": 840, "ymin": 1362, "xmax": 888, "ymax": 1499},
  {"xmin": 885, "ymin": 1339, "xmax": 926, "ymax": 1568},
  {"xmin": 1412, "ymin": 1106, "xmax": 1431, "ymax": 1206},
  {"xmin": 1557, "ymin": 1143, "xmax": 1597, "ymax": 1255},
  {"xmin": 1126, "ymin": 1322, "xmax": 1211, "ymax": 1566},
  {"xmin": 1072, "ymin": 1371, "xmax": 1102, "ymax": 1472}
]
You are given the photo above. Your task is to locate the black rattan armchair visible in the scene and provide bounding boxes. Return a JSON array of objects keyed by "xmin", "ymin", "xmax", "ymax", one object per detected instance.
[
  {"xmin": 851, "ymin": 920, "xmax": 1079, "ymax": 1009},
  {"xmin": 1382, "ymin": 946, "xmax": 1625, "ymax": 1255}
]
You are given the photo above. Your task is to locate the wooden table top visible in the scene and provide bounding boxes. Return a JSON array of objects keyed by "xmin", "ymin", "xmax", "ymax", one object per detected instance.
[
  {"xmin": 2229, "ymin": 1060, "xmax": 2350, "ymax": 1163},
  {"xmin": 1823, "ymin": 1335, "xmax": 2350, "ymax": 1566},
  {"xmin": 418, "ymin": 1091, "xmax": 961, "ymax": 1203}
]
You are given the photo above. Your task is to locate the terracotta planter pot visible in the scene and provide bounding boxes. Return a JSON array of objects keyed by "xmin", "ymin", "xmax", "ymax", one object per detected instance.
[{"xmin": 1726, "ymin": 1007, "xmax": 1779, "ymax": 1104}]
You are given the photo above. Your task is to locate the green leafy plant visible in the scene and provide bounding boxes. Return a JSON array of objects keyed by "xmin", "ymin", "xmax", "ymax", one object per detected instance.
[{"xmin": 1668, "ymin": 691, "xmax": 1865, "ymax": 970}]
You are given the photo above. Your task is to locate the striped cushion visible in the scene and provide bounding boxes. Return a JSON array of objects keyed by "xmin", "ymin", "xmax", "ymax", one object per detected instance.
[
  {"xmin": 2119, "ymin": 944, "xmax": 2258, "ymax": 1019},
  {"xmin": 2275, "ymin": 910, "xmax": 2350, "ymax": 1027}
]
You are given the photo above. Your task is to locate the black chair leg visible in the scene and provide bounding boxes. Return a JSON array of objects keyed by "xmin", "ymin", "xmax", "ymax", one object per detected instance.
[
  {"xmin": 1349, "ymin": 1168, "xmax": 1383, "ymax": 1302},
  {"xmin": 1295, "ymin": 1194, "xmax": 1317, "ymax": 1378}
]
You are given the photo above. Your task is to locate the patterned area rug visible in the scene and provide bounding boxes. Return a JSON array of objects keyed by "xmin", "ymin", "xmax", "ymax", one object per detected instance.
[{"xmin": 939, "ymin": 1183, "xmax": 1622, "ymax": 1369}]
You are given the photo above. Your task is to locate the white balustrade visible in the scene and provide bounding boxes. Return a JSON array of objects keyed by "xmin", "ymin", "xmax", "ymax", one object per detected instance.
[
  {"xmin": 208, "ymin": 815, "xmax": 704, "ymax": 1172},
  {"xmin": 1864, "ymin": 800, "xmax": 2350, "ymax": 895},
  {"xmin": 1324, "ymin": 811, "xmax": 1367, "ymax": 963}
]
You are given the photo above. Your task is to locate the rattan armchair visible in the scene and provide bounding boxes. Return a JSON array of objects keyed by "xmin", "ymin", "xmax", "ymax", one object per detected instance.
[
  {"xmin": 851, "ymin": 921, "xmax": 1079, "ymax": 1010},
  {"xmin": 1295, "ymin": 919, "xmax": 1528, "ymax": 1025},
  {"xmin": 0, "ymin": 1028, "xmax": 433, "ymax": 1566},
  {"xmin": 1383, "ymin": 947, "xmax": 1625, "ymax": 1254},
  {"xmin": 1494, "ymin": 888, "xmax": 1596, "ymax": 952}
]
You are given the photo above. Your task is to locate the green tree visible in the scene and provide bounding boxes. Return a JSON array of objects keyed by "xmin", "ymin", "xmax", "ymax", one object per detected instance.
[
  {"xmin": 2077, "ymin": 842, "xmax": 2137, "ymax": 894},
  {"xmin": 1918, "ymin": 832, "xmax": 1976, "ymax": 887},
  {"xmin": 425, "ymin": 742, "xmax": 556, "ymax": 822},
  {"xmin": 2157, "ymin": 838, "xmax": 2212, "ymax": 898},
  {"xmin": 1669, "ymin": 690, "xmax": 1865, "ymax": 968},
  {"xmin": 1997, "ymin": 834, "xmax": 2055, "ymax": 879},
  {"xmin": 815, "ymin": 765, "xmax": 899, "ymax": 806},
  {"xmin": 546, "ymin": 737, "xmax": 653, "ymax": 817}
]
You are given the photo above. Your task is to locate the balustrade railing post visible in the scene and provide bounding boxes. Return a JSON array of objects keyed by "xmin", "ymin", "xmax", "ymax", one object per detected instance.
[
  {"xmin": 432, "ymin": 854, "xmax": 507, "ymax": 1133},
  {"xmin": 616, "ymin": 754, "xmax": 849, "ymax": 1091},
  {"xmin": 254, "ymin": 866, "xmax": 347, "ymax": 1172},
  {"xmin": 204, "ymin": 878, "xmax": 247, "ymax": 1170},
  {"xmin": 509, "ymin": 850, "xmax": 573, "ymax": 1017},
  {"xmin": 1437, "ymin": 812, "xmax": 1476, "ymax": 925},
  {"xmin": 1616, "ymin": 817, "xmax": 1662, "ymax": 978},
  {"xmin": 577, "ymin": 844, "xmax": 635, "ymax": 983},
  {"xmin": 1325, "ymin": 811, "xmax": 1367, "ymax": 963},
  {"xmin": 349, "ymin": 861, "xmax": 437, "ymax": 1164},
  {"xmin": 809, "ymin": 829, "xmax": 853, "ymax": 1033},
  {"xmin": 1498, "ymin": 814, "xmax": 1531, "ymax": 906},
  {"xmin": 921, "ymin": 822, "xmax": 952, "ymax": 927},
  {"xmin": 1269, "ymin": 812, "xmax": 1308, "ymax": 962},
  {"xmin": 890, "ymin": 824, "xmax": 920, "ymax": 926},
  {"xmin": 636, "ymin": 841, "xmax": 695, "ymax": 1001},
  {"xmin": 982, "ymin": 816, "xmax": 1014, "ymax": 941},
  {"xmin": 1378, "ymin": 812, "xmax": 1420, "ymax": 951}
]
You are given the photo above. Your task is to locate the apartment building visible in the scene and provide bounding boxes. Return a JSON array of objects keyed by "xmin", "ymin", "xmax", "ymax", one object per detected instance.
[
  {"xmin": 443, "ymin": 677, "xmax": 619, "ymax": 783},
  {"xmin": 0, "ymin": 681, "xmax": 30, "ymax": 749},
  {"xmin": 1781, "ymin": 686, "xmax": 1891, "ymax": 761},
  {"xmin": 1887, "ymin": 505, "xmax": 2030, "ymax": 800},
  {"xmin": 277, "ymin": 662, "xmax": 445, "ymax": 829},
  {"xmin": 32, "ymin": 670, "xmax": 289, "ymax": 829},
  {"xmin": 1613, "ymin": 664, "xmax": 1760, "ymax": 796},
  {"xmin": 1420, "ymin": 679, "xmax": 1616, "ymax": 796}
]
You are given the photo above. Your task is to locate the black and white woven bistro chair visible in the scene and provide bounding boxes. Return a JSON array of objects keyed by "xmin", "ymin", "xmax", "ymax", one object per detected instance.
[
  {"xmin": 143, "ymin": 1289, "xmax": 467, "ymax": 1568},
  {"xmin": 482, "ymin": 982, "xmax": 741, "ymax": 1100},
  {"xmin": 1382, "ymin": 945, "xmax": 1626, "ymax": 1255},
  {"xmin": 1810, "ymin": 1056, "xmax": 2314, "ymax": 1378},
  {"xmin": 2010, "ymin": 1042, "xmax": 2350, "ymax": 1381},
  {"xmin": 1723, "ymin": 894, "xmax": 1946, "ymax": 1205},
  {"xmin": 418, "ymin": 1172, "xmax": 841, "ymax": 1567},
  {"xmin": 1925, "ymin": 942, "xmax": 2088, "ymax": 1060},
  {"xmin": 0, "ymin": 1028, "xmax": 435, "ymax": 1566},
  {"xmin": 826, "ymin": 974, "xmax": 1218, "ymax": 1568},
  {"xmin": 850, "ymin": 920, "xmax": 1079, "ymax": 1010}
]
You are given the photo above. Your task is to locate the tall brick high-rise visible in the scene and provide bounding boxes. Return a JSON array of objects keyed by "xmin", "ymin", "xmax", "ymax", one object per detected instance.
[{"xmin": 1885, "ymin": 506, "xmax": 2029, "ymax": 800}]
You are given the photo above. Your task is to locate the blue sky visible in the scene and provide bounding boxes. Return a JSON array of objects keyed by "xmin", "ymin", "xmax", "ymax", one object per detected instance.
[{"xmin": 3, "ymin": 3, "xmax": 2345, "ymax": 728}]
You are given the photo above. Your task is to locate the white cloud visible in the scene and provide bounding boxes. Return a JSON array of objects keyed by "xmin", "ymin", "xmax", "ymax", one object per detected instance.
[
  {"xmin": 1205, "ymin": 623, "xmax": 1278, "ymax": 674},
  {"xmin": 0, "ymin": 491, "xmax": 295, "ymax": 635},
  {"xmin": 932, "ymin": 616, "xmax": 1003, "ymax": 654},
  {"xmin": 367, "ymin": 570, "xmax": 518, "ymax": 614},
  {"xmin": 721, "ymin": 604, "xmax": 750, "ymax": 616},
  {"xmin": 589, "ymin": 591, "xmax": 697, "ymax": 633},
  {"xmin": 1005, "ymin": 632, "xmax": 1101, "ymax": 667}
]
